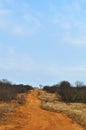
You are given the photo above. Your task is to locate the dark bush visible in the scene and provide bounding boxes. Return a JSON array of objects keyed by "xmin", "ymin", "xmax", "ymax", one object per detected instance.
[
  {"xmin": 58, "ymin": 81, "xmax": 73, "ymax": 102},
  {"xmin": 43, "ymin": 81, "xmax": 86, "ymax": 103},
  {"xmin": 43, "ymin": 85, "xmax": 59, "ymax": 93},
  {"xmin": 0, "ymin": 79, "xmax": 33, "ymax": 102}
]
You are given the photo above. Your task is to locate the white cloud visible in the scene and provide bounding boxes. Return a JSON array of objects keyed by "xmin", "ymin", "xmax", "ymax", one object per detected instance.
[
  {"xmin": 30, "ymin": 64, "xmax": 86, "ymax": 77},
  {"xmin": 63, "ymin": 1, "xmax": 81, "ymax": 12},
  {"xmin": 64, "ymin": 36, "xmax": 86, "ymax": 46},
  {"xmin": 5, "ymin": 0, "xmax": 14, "ymax": 4},
  {"xmin": 0, "ymin": 8, "xmax": 12, "ymax": 28},
  {"xmin": 0, "ymin": 44, "xmax": 34, "ymax": 72},
  {"xmin": 0, "ymin": 20, "xmax": 6, "ymax": 28},
  {"xmin": 0, "ymin": 8, "xmax": 11, "ymax": 15},
  {"xmin": 21, "ymin": 5, "xmax": 42, "ymax": 36},
  {"xmin": 32, "ymin": 64, "xmax": 60, "ymax": 76},
  {"xmin": 0, "ymin": 1, "xmax": 42, "ymax": 36},
  {"xmin": 0, "ymin": 0, "xmax": 14, "ymax": 6},
  {"xmin": 12, "ymin": 24, "xmax": 25, "ymax": 36},
  {"xmin": 48, "ymin": 1, "xmax": 86, "ymax": 46},
  {"xmin": 0, "ymin": 53, "xmax": 34, "ymax": 72},
  {"xmin": 65, "ymin": 66, "xmax": 86, "ymax": 72},
  {"xmin": 7, "ymin": 46, "xmax": 15, "ymax": 55}
]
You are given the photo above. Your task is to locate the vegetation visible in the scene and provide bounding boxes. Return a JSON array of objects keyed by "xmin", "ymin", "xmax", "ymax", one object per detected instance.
[
  {"xmin": 41, "ymin": 81, "xmax": 86, "ymax": 128},
  {"xmin": 0, "ymin": 79, "xmax": 86, "ymax": 128},
  {"xmin": 0, "ymin": 79, "xmax": 33, "ymax": 124},
  {"xmin": 0, "ymin": 79, "xmax": 33, "ymax": 102},
  {"xmin": 39, "ymin": 89, "xmax": 86, "ymax": 129},
  {"xmin": 43, "ymin": 81, "xmax": 86, "ymax": 103}
]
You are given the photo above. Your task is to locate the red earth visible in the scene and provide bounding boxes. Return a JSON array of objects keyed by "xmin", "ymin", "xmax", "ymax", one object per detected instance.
[{"xmin": 0, "ymin": 89, "xmax": 84, "ymax": 130}]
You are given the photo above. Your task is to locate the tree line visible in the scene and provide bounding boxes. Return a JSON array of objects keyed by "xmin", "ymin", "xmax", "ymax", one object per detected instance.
[
  {"xmin": 43, "ymin": 81, "xmax": 86, "ymax": 103},
  {"xmin": 0, "ymin": 79, "xmax": 33, "ymax": 102}
]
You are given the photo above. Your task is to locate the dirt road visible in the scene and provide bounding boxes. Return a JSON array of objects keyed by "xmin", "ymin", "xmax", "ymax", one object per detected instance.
[{"xmin": 0, "ymin": 89, "xmax": 84, "ymax": 130}]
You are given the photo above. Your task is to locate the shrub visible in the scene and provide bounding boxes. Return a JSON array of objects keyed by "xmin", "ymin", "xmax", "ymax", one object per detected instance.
[
  {"xmin": 43, "ymin": 81, "xmax": 86, "ymax": 103},
  {"xmin": 0, "ymin": 79, "xmax": 33, "ymax": 102}
]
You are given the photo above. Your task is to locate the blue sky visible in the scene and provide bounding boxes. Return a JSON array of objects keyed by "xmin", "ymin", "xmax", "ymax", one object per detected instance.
[{"xmin": 0, "ymin": 0, "xmax": 86, "ymax": 86}]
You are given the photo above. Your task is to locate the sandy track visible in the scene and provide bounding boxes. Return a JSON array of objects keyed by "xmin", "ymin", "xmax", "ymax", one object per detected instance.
[{"xmin": 0, "ymin": 89, "xmax": 84, "ymax": 130}]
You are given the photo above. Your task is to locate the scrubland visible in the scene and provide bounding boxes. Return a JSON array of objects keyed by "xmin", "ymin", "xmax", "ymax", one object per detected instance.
[{"xmin": 38, "ymin": 84, "xmax": 86, "ymax": 129}]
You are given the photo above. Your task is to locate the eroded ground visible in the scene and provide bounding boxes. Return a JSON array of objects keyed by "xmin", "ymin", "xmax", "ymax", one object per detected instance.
[{"xmin": 0, "ymin": 89, "xmax": 84, "ymax": 130}]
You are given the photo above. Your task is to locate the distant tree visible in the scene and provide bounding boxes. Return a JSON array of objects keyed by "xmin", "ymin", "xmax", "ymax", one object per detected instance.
[
  {"xmin": 0, "ymin": 79, "xmax": 12, "ymax": 85},
  {"xmin": 39, "ymin": 84, "xmax": 43, "ymax": 88},
  {"xmin": 0, "ymin": 79, "xmax": 33, "ymax": 102},
  {"xmin": 75, "ymin": 81, "xmax": 83, "ymax": 87},
  {"xmin": 58, "ymin": 81, "xmax": 72, "ymax": 102},
  {"xmin": 59, "ymin": 81, "xmax": 71, "ymax": 88},
  {"xmin": 43, "ymin": 80, "xmax": 86, "ymax": 103}
]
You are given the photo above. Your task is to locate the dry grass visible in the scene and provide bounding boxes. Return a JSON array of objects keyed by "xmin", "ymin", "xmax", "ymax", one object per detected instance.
[
  {"xmin": 38, "ymin": 90, "xmax": 86, "ymax": 129},
  {"xmin": 0, "ymin": 93, "xmax": 27, "ymax": 124},
  {"xmin": 0, "ymin": 103, "xmax": 17, "ymax": 124},
  {"xmin": 16, "ymin": 93, "xmax": 27, "ymax": 105}
]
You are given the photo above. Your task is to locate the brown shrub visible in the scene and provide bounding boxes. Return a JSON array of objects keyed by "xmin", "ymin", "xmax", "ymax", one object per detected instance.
[
  {"xmin": 38, "ymin": 90, "xmax": 86, "ymax": 129},
  {"xmin": 0, "ymin": 79, "xmax": 33, "ymax": 102}
]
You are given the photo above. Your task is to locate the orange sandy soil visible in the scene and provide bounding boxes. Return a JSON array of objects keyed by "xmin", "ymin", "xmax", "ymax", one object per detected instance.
[{"xmin": 0, "ymin": 89, "xmax": 84, "ymax": 130}]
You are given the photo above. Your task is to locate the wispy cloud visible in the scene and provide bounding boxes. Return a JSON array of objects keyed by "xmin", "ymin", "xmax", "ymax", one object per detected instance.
[
  {"xmin": 0, "ymin": 8, "xmax": 11, "ymax": 15},
  {"xmin": 48, "ymin": 1, "xmax": 86, "ymax": 46},
  {"xmin": 0, "ymin": 0, "xmax": 86, "ymax": 85},
  {"xmin": 0, "ymin": 1, "xmax": 42, "ymax": 36},
  {"xmin": 0, "ymin": 52, "xmax": 34, "ymax": 73},
  {"xmin": 64, "ymin": 36, "xmax": 86, "ymax": 46},
  {"xmin": 12, "ymin": 24, "xmax": 25, "ymax": 36},
  {"xmin": 0, "ymin": 8, "xmax": 12, "ymax": 28},
  {"xmin": 7, "ymin": 46, "xmax": 16, "ymax": 55},
  {"xmin": 64, "ymin": 66, "xmax": 86, "ymax": 72}
]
